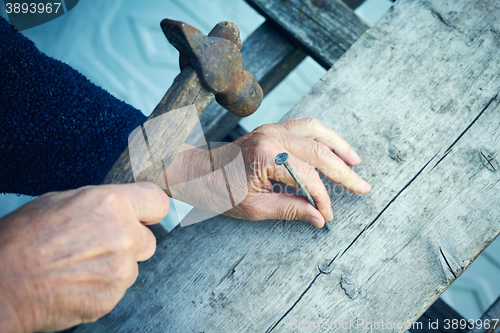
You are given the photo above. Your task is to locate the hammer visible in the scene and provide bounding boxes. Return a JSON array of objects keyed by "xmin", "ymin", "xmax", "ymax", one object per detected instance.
[{"xmin": 101, "ymin": 19, "xmax": 263, "ymax": 189}]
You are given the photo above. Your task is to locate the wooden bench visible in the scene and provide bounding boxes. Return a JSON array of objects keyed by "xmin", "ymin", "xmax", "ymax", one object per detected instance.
[{"xmin": 73, "ymin": 0, "xmax": 500, "ymax": 331}]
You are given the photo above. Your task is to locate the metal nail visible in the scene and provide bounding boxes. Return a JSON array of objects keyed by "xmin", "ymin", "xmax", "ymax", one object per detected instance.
[{"xmin": 275, "ymin": 152, "xmax": 332, "ymax": 231}]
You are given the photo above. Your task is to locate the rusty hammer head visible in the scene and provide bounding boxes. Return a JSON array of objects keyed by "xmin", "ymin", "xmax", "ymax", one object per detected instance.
[{"xmin": 160, "ymin": 19, "xmax": 263, "ymax": 117}]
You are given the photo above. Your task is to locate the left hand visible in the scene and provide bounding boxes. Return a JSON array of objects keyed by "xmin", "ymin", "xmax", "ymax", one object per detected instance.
[
  {"xmin": 166, "ymin": 118, "xmax": 371, "ymax": 228},
  {"xmin": 228, "ymin": 117, "xmax": 371, "ymax": 227}
]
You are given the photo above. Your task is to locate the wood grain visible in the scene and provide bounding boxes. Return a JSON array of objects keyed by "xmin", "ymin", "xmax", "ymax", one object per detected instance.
[
  {"xmin": 245, "ymin": 0, "xmax": 369, "ymax": 69},
  {"xmin": 78, "ymin": 0, "xmax": 500, "ymax": 332}
]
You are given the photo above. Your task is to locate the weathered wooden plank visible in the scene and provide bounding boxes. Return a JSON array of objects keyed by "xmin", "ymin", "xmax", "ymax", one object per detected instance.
[
  {"xmin": 195, "ymin": 0, "xmax": 367, "ymax": 144},
  {"xmin": 74, "ymin": 0, "xmax": 500, "ymax": 332},
  {"xmin": 244, "ymin": 0, "xmax": 369, "ymax": 69}
]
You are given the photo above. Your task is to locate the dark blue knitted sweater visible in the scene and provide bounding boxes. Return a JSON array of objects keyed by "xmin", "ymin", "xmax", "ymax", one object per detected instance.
[{"xmin": 0, "ymin": 17, "xmax": 147, "ymax": 196}]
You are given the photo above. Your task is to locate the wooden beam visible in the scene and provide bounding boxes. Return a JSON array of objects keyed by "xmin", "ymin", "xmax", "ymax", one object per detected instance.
[
  {"xmin": 244, "ymin": 0, "xmax": 369, "ymax": 69},
  {"xmin": 74, "ymin": 0, "xmax": 500, "ymax": 332}
]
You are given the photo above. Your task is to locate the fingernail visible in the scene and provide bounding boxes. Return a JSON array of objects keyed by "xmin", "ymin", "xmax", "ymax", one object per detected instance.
[
  {"xmin": 360, "ymin": 179, "xmax": 372, "ymax": 192},
  {"xmin": 350, "ymin": 148, "xmax": 361, "ymax": 164},
  {"xmin": 306, "ymin": 216, "xmax": 321, "ymax": 227}
]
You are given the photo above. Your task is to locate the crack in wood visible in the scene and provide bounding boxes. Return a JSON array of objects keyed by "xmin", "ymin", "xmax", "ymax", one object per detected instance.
[
  {"xmin": 430, "ymin": 9, "xmax": 451, "ymax": 28},
  {"xmin": 266, "ymin": 252, "xmax": 341, "ymax": 332},
  {"xmin": 265, "ymin": 272, "xmax": 321, "ymax": 333},
  {"xmin": 480, "ymin": 150, "xmax": 498, "ymax": 172},
  {"xmin": 430, "ymin": 8, "xmax": 473, "ymax": 42},
  {"xmin": 264, "ymin": 155, "xmax": 439, "ymax": 331},
  {"xmin": 489, "ymin": 27, "xmax": 500, "ymax": 39},
  {"xmin": 218, "ymin": 254, "xmax": 246, "ymax": 285},
  {"xmin": 338, "ymin": 154, "xmax": 437, "ymax": 260},
  {"xmin": 264, "ymin": 267, "xmax": 279, "ymax": 283},
  {"xmin": 439, "ymin": 247, "xmax": 457, "ymax": 279},
  {"xmin": 430, "ymin": 91, "xmax": 500, "ymax": 172}
]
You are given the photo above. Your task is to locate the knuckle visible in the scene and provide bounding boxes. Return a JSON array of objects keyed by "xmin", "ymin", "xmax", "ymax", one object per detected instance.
[
  {"xmin": 254, "ymin": 138, "xmax": 271, "ymax": 151},
  {"xmin": 304, "ymin": 117, "xmax": 322, "ymax": 129},
  {"xmin": 301, "ymin": 164, "xmax": 317, "ymax": 178},
  {"xmin": 91, "ymin": 187, "xmax": 128, "ymax": 215},
  {"xmin": 107, "ymin": 255, "xmax": 135, "ymax": 284},
  {"xmin": 101, "ymin": 190, "xmax": 125, "ymax": 209},
  {"xmin": 113, "ymin": 231, "xmax": 135, "ymax": 252},
  {"xmin": 255, "ymin": 123, "xmax": 281, "ymax": 136},
  {"xmin": 313, "ymin": 141, "xmax": 332, "ymax": 159},
  {"xmin": 249, "ymin": 135, "xmax": 276, "ymax": 156}
]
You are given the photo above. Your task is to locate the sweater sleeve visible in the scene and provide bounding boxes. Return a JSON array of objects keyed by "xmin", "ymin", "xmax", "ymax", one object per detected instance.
[{"xmin": 0, "ymin": 17, "xmax": 147, "ymax": 196}]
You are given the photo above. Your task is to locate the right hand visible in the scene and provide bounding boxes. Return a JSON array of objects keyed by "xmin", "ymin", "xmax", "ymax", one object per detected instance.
[{"xmin": 0, "ymin": 182, "xmax": 169, "ymax": 333}]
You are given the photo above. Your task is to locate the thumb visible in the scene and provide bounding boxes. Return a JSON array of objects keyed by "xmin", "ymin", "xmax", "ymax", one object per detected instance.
[{"xmin": 268, "ymin": 192, "xmax": 326, "ymax": 228}]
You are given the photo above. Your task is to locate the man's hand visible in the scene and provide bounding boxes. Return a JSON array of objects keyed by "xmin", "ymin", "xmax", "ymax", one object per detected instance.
[
  {"xmin": 230, "ymin": 117, "xmax": 371, "ymax": 227},
  {"xmin": 0, "ymin": 183, "xmax": 169, "ymax": 333},
  {"xmin": 166, "ymin": 118, "xmax": 371, "ymax": 228}
]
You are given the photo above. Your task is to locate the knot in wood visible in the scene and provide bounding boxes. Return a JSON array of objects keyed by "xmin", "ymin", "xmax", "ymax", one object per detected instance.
[
  {"xmin": 340, "ymin": 276, "xmax": 359, "ymax": 299},
  {"xmin": 318, "ymin": 258, "xmax": 333, "ymax": 274},
  {"xmin": 389, "ymin": 146, "xmax": 407, "ymax": 163}
]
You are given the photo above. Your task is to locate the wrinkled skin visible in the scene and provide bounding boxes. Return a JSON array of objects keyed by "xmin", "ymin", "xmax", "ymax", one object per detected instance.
[
  {"xmin": 0, "ymin": 183, "xmax": 169, "ymax": 333},
  {"xmin": 0, "ymin": 118, "xmax": 370, "ymax": 332},
  {"xmin": 166, "ymin": 117, "xmax": 371, "ymax": 228}
]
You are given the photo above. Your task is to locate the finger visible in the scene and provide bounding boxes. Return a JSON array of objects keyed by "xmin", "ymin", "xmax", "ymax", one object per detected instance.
[
  {"xmin": 269, "ymin": 153, "xmax": 333, "ymax": 221},
  {"xmin": 131, "ymin": 223, "xmax": 157, "ymax": 262},
  {"xmin": 280, "ymin": 117, "xmax": 361, "ymax": 166},
  {"xmin": 278, "ymin": 133, "xmax": 372, "ymax": 195},
  {"xmin": 110, "ymin": 182, "xmax": 170, "ymax": 225},
  {"xmin": 260, "ymin": 192, "xmax": 326, "ymax": 228}
]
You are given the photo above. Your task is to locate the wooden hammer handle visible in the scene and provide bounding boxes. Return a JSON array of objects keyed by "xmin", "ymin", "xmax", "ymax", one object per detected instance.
[{"xmin": 101, "ymin": 66, "xmax": 213, "ymax": 187}]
